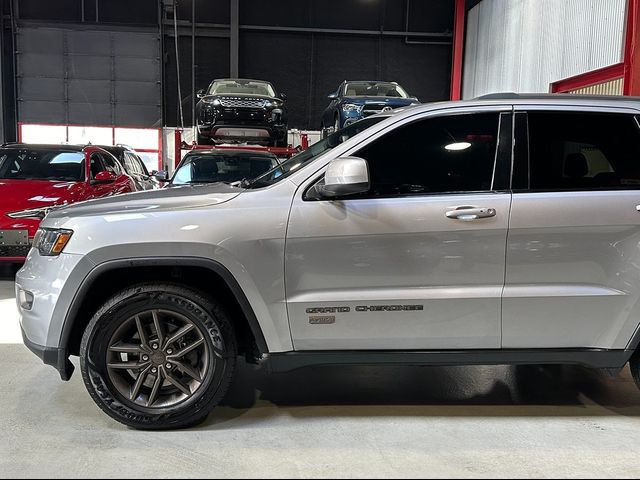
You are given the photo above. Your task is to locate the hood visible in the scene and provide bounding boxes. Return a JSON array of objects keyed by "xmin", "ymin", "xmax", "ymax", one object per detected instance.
[
  {"xmin": 0, "ymin": 179, "xmax": 83, "ymax": 215},
  {"xmin": 47, "ymin": 182, "xmax": 243, "ymax": 220},
  {"xmin": 342, "ymin": 96, "xmax": 418, "ymax": 107}
]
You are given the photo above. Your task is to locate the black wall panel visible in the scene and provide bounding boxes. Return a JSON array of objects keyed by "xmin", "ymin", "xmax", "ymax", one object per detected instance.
[
  {"xmin": 19, "ymin": 0, "xmax": 157, "ymax": 25},
  {"xmin": 19, "ymin": 0, "xmax": 82, "ymax": 22},
  {"xmin": 164, "ymin": 35, "xmax": 230, "ymax": 127},
  {"xmin": 177, "ymin": 0, "xmax": 230, "ymax": 24},
  {"xmin": 239, "ymin": 0, "xmax": 454, "ymax": 33},
  {"xmin": 239, "ymin": 32, "xmax": 312, "ymax": 129},
  {"xmin": 98, "ymin": 0, "xmax": 158, "ymax": 24}
]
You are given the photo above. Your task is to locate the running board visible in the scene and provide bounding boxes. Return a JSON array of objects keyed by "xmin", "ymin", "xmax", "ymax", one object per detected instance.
[{"xmin": 265, "ymin": 349, "xmax": 633, "ymax": 373}]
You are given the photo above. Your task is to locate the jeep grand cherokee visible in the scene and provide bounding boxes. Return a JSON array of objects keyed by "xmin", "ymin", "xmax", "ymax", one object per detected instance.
[{"xmin": 17, "ymin": 95, "xmax": 640, "ymax": 429}]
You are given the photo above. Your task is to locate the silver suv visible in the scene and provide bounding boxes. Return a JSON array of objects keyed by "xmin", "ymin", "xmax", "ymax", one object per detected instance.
[{"xmin": 16, "ymin": 94, "xmax": 640, "ymax": 429}]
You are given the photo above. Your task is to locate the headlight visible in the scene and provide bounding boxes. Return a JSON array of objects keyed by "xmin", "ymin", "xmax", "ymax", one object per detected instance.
[
  {"xmin": 342, "ymin": 103, "xmax": 363, "ymax": 113},
  {"xmin": 204, "ymin": 98, "xmax": 222, "ymax": 106},
  {"xmin": 7, "ymin": 206, "xmax": 55, "ymax": 219},
  {"xmin": 33, "ymin": 228, "xmax": 73, "ymax": 256}
]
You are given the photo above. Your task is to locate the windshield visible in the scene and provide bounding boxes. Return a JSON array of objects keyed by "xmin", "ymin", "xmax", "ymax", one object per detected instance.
[
  {"xmin": 247, "ymin": 117, "xmax": 385, "ymax": 189},
  {"xmin": 172, "ymin": 153, "xmax": 280, "ymax": 186},
  {"xmin": 344, "ymin": 82, "xmax": 409, "ymax": 98},
  {"xmin": 0, "ymin": 150, "xmax": 85, "ymax": 182},
  {"xmin": 208, "ymin": 80, "xmax": 276, "ymax": 97}
]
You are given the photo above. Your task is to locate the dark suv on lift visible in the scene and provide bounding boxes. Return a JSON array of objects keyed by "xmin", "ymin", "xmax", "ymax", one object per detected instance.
[{"xmin": 196, "ymin": 78, "xmax": 288, "ymax": 147}]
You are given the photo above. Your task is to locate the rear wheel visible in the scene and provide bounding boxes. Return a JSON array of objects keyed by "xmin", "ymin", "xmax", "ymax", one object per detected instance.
[{"xmin": 80, "ymin": 283, "xmax": 237, "ymax": 430}]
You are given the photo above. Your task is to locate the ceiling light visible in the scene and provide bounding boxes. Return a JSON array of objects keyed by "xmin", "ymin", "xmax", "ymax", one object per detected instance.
[{"xmin": 444, "ymin": 142, "xmax": 472, "ymax": 151}]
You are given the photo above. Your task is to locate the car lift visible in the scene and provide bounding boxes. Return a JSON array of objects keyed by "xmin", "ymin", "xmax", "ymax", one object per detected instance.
[{"xmin": 173, "ymin": 129, "xmax": 310, "ymax": 169}]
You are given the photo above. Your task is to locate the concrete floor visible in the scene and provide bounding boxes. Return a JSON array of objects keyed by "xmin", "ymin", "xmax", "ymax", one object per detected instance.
[{"xmin": 3, "ymin": 265, "xmax": 640, "ymax": 478}]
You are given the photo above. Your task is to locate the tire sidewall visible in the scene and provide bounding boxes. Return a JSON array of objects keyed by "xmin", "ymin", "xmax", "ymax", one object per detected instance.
[{"xmin": 80, "ymin": 285, "xmax": 236, "ymax": 429}]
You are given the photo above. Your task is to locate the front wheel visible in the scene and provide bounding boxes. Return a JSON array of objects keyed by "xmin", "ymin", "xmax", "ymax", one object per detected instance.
[{"xmin": 80, "ymin": 283, "xmax": 237, "ymax": 430}]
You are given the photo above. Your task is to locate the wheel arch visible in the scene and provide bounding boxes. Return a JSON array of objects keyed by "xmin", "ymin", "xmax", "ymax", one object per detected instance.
[{"xmin": 60, "ymin": 257, "xmax": 269, "ymax": 363}]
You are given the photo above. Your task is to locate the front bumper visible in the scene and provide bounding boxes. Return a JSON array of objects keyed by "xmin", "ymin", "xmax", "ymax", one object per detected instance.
[
  {"xmin": 16, "ymin": 250, "xmax": 88, "ymax": 380},
  {"xmin": 22, "ymin": 329, "xmax": 74, "ymax": 381},
  {"xmin": 198, "ymin": 106, "xmax": 287, "ymax": 141}
]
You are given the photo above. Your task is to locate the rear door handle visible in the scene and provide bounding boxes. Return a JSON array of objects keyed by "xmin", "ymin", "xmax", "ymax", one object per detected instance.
[{"xmin": 445, "ymin": 206, "xmax": 497, "ymax": 221}]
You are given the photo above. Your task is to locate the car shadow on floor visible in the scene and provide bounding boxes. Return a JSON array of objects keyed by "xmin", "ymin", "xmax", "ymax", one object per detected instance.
[
  {"xmin": 203, "ymin": 361, "xmax": 640, "ymax": 428},
  {"xmin": 0, "ymin": 264, "xmax": 18, "ymax": 301},
  {"xmin": 0, "ymin": 264, "xmax": 19, "ymax": 280}
]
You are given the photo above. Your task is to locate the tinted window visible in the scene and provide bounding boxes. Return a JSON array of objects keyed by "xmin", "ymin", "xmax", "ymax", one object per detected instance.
[
  {"xmin": 172, "ymin": 154, "xmax": 279, "ymax": 185},
  {"xmin": 355, "ymin": 113, "xmax": 500, "ymax": 196},
  {"xmin": 528, "ymin": 112, "xmax": 640, "ymax": 190},
  {"xmin": 0, "ymin": 149, "xmax": 85, "ymax": 182}
]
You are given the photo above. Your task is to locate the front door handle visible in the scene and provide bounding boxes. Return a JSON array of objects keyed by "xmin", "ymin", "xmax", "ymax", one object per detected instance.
[{"xmin": 445, "ymin": 206, "xmax": 496, "ymax": 221}]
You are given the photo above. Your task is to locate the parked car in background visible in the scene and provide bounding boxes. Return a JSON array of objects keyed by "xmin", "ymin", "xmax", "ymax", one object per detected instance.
[
  {"xmin": 0, "ymin": 144, "xmax": 136, "ymax": 262},
  {"xmin": 196, "ymin": 78, "xmax": 288, "ymax": 147},
  {"xmin": 158, "ymin": 149, "xmax": 281, "ymax": 188},
  {"xmin": 321, "ymin": 81, "xmax": 419, "ymax": 132},
  {"xmin": 98, "ymin": 145, "xmax": 159, "ymax": 191}
]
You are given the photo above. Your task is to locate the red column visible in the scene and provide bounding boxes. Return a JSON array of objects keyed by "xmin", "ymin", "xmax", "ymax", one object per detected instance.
[
  {"xmin": 450, "ymin": 0, "xmax": 466, "ymax": 100},
  {"xmin": 174, "ymin": 129, "xmax": 182, "ymax": 171},
  {"xmin": 624, "ymin": 0, "xmax": 640, "ymax": 95}
]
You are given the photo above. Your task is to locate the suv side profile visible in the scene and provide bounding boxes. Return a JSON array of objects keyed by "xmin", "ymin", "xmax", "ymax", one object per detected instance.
[{"xmin": 16, "ymin": 95, "xmax": 640, "ymax": 429}]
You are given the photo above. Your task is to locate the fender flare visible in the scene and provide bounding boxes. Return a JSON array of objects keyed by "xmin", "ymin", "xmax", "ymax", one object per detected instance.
[{"xmin": 59, "ymin": 256, "xmax": 269, "ymax": 355}]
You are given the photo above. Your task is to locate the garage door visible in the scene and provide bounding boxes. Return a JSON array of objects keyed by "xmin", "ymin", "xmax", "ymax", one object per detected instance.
[{"xmin": 17, "ymin": 26, "xmax": 161, "ymax": 127}]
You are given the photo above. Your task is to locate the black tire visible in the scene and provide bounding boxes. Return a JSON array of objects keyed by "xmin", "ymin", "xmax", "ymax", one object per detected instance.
[
  {"xmin": 197, "ymin": 133, "xmax": 212, "ymax": 146},
  {"xmin": 80, "ymin": 283, "xmax": 237, "ymax": 430}
]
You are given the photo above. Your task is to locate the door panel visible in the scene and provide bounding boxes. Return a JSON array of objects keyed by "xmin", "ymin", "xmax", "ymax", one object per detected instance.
[
  {"xmin": 286, "ymin": 193, "xmax": 511, "ymax": 350},
  {"xmin": 503, "ymin": 109, "xmax": 640, "ymax": 350},
  {"xmin": 504, "ymin": 191, "xmax": 640, "ymax": 349}
]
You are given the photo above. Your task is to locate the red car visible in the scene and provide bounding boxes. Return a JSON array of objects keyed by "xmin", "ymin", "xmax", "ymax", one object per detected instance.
[{"xmin": 0, "ymin": 144, "xmax": 136, "ymax": 262}]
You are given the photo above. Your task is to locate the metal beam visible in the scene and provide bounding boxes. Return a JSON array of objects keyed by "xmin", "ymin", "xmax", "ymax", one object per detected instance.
[
  {"xmin": 230, "ymin": 0, "xmax": 239, "ymax": 77},
  {"xmin": 163, "ymin": 19, "xmax": 452, "ymax": 41}
]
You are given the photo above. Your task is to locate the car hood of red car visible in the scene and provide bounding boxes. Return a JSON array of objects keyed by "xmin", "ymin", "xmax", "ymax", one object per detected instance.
[{"xmin": 0, "ymin": 179, "xmax": 84, "ymax": 215}]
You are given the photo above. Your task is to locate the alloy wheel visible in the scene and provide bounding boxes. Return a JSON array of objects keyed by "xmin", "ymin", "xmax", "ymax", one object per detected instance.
[{"xmin": 105, "ymin": 309, "xmax": 211, "ymax": 409}]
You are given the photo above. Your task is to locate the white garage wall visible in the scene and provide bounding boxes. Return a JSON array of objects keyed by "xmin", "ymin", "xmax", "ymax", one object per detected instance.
[{"xmin": 463, "ymin": 0, "xmax": 627, "ymax": 98}]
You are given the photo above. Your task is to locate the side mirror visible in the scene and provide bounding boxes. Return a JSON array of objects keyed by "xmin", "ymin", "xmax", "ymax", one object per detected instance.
[
  {"xmin": 279, "ymin": 92, "xmax": 287, "ymax": 101},
  {"xmin": 154, "ymin": 170, "xmax": 170, "ymax": 182},
  {"xmin": 319, "ymin": 157, "xmax": 370, "ymax": 198},
  {"xmin": 328, "ymin": 92, "xmax": 338, "ymax": 100},
  {"xmin": 91, "ymin": 171, "xmax": 117, "ymax": 185},
  {"xmin": 197, "ymin": 89, "xmax": 206, "ymax": 99}
]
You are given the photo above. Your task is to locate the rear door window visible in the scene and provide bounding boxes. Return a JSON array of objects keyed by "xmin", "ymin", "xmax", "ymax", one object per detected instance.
[{"xmin": 526, "ymin": 112, "xmax": 640, "ymax": 190}]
